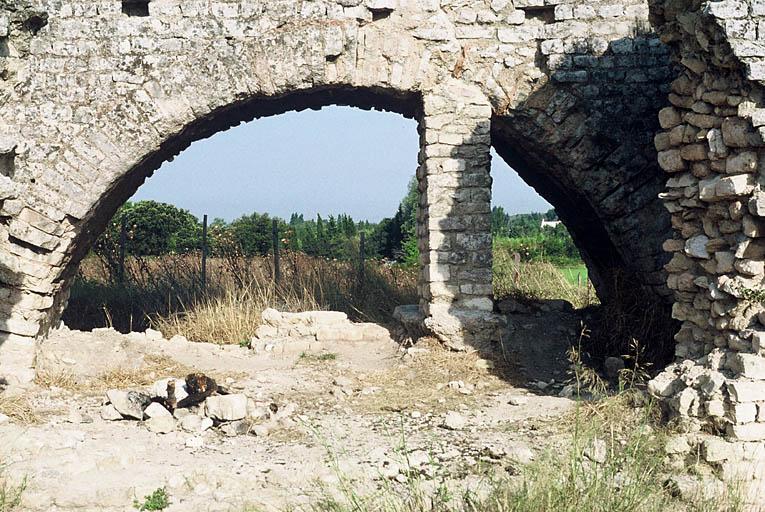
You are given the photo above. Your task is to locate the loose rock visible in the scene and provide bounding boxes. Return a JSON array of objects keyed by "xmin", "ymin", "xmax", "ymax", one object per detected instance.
[
  {"xmin": 106, "ymin": 390, "xmax": 151, "ymax": 420},
  {"xmin": 204, "ymin": 394, "xmax": 247, "ymax": 421}
]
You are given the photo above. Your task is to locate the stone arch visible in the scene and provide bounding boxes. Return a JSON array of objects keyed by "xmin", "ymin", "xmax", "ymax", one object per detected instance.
[{"xmin": 0, "ymin": 0, "xmax": 682, "ymax": 380}]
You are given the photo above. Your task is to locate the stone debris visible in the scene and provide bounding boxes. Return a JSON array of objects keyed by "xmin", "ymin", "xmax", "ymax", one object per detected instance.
[
  {"xmin": 253, "ymin": 309, "xmax": 392, "ymax": 344},
  {"xmin": 144, "ymin": 402, "xmax": 172, "ymax": 419},
  {"xmin": 97, "ymin": 373, "xmax": 285, "ymax": 438},
  {"xmin": 146, "ymin": 415, "xmax": 176, "ymax": 434},
  {"xmin": 105, "ymin": 390, "xmax": 151, "ymax": 420},
  {"xmin": 99, "ymin": 404, "xmax": 123, "ymax": 421},
  {"xmin": 441, "ymin": 411, "xmax": 467, "ymax": 430},
  {"xmin": 180, "ymin": 414, "xmax": 213, "ymax": 433},
  {"xmin": 204, "ymin": 395, "xmax": 247, "ymax": 422},
  {"xmin": 583, "ymin": 438, "xmax": 607, "ymax": 464}
]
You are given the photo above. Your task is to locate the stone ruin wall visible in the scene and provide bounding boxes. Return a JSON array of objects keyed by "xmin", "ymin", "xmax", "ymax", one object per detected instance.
[
  {"xmin": 642, "ymin": 0, "xmax": 765, "ymax": 495},
  {"xmin": 0, "ymin": 0, "xmax": 673, "ymax": 363},
  {"xmin": 4, "ymin": 0, "xmax": 765, "ymax": 496}
]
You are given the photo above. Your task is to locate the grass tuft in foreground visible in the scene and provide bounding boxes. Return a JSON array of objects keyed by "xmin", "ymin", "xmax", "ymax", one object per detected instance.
[
  {"xmin": 300, "ymin": 393, "xmax": 741, "ymax": 512},
  {"xmin": 133, "ymin": 487, "xmax": 170, "ymax": 511},
  {"xmin": 0, "ymin": 462, "xmax": 26, "ymax": 512}
]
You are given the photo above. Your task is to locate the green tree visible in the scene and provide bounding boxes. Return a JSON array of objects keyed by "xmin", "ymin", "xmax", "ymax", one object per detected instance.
[
  {"xmin": 228, "ymin": 212, "xmax": 281, "ymax": 256},
  {"xmin": 97, "ymin": 200, "xmax": 201, "ymax": 257}
]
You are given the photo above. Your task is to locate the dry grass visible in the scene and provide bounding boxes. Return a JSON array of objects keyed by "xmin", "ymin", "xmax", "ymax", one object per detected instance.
[
  {"xmin": 346, "ymin": 338, "xmax": 511, "ymax": 414},
  {"xmin": 0, "ymin": 395, "xmax": 39, "ymax": 425},
  {"xmin": 34, "ymin": 354, "xmax": 196, "ymax": 394},
  {"xmin": 306, "ymin": 393, "xmax": 742, "ymax": 512},
  {"xmin": 493, "ymin": 248, "xmax": 595, "ymax": 309},
  {"xmin": 96, "ymin": 354, "xmax": 194, "ymax": 389},
  {"xmin": 65, "ymin": 252, "xmax": 417, "ymax": 344},
  {"xmin": 33, "ymin": 369, "xmax": 79, "ymax": 391}
]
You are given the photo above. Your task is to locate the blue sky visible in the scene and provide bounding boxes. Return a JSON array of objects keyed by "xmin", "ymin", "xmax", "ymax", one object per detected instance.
[{"xmin": 133, "ymin": 106, "xmax": 551, "ymax": 222}]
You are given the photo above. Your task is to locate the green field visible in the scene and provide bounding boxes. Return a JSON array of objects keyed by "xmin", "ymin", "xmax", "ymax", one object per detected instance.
[{"xmin": 558, "ymin": 264, "xmax": 588, "ymax": 286}]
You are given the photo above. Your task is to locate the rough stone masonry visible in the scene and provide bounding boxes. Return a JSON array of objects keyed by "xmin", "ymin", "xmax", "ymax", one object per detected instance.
[{"xmin": 3, "ymin": 0, "xmax": 765, "ymax": 494}]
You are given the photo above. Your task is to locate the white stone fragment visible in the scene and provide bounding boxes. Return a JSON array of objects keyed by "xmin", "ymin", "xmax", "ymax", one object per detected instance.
[
  {"xmin": 204, "ymin": 394, "xmax": 248, "ymax": 421},
  {"xmin": 144, "ymin": 402, "xmax": 172, "ymax": 419}
]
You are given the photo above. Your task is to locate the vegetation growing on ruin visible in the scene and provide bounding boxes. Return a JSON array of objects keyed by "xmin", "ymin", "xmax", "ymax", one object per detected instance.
[{"xmin": 295, "ymin": 394, "xmax": 741, "ymax": 512}]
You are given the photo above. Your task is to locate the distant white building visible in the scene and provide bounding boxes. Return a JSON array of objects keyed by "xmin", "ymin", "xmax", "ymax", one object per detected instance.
[{"xmin": 541, "ymin": 219, "xmax": 562, "ymax": 229}]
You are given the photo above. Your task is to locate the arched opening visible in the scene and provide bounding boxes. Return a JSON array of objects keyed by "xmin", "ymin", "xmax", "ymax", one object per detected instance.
[
  {"xmin": 491, "ymin": 114, "xmax": 677, "ymax": 367},
  {"xmin": 59, "ymin": 92, "xmax": 425, "ymax": 344}
]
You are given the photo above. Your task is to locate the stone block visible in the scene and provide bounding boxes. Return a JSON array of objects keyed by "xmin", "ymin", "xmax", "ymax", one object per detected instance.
[
  {"xmin": 722, "ymin": 117, "xmax": 755, "ymax": 147},
  {"xmin": 703, "ymin": 437, "xmax": 736, "ymax": 462},
  {"xmin": 730, "ymin": 402, "xmax": 758, "ymax": 424},
  {"xmin": 204, "ymin": 395, "xmax": 247, "ymax": 421},
  {"xmin": 729, "ymin": 381, "xmax": 765, "ymax": 402},
  {"xmin": 727, "ymin": 422, "xmax": 765, "ymax": 441},
  {"xmin": 726, "ymin": 151, "xmax": 758, "ymax": 174},
  {"xmin": 716, "ymin": 174, "xmax": 755, "ymax": 198},
  {"xmin": 659, "ymin": 107, "xmax": 682, "ymax": 129},
  {"xmin": 733, "ymin": 354, "xmax": 765, "ymax": 380},
  {"xmin": 684, "ymin": 234, "xmax": 710, "ymax": 259},
  {"xmin": 658, "ymin": 150, "xmax": 685, "ymax": 172}
]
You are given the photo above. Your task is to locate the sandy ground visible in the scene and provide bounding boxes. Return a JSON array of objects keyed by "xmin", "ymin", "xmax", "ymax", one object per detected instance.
[{"xmin": 0, "ymin": 307, "xmax": 582, "ymax": 512}]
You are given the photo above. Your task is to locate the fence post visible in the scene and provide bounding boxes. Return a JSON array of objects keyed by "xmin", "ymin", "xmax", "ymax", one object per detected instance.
[
  {"xmin": 201, "ymin": 214, "xmax": 208, "ymax": 291},
  {"xmin": 358, "ymin": 231, "xmax": 366, "ymax": 290},
  {"xmin": 272, "ymin": 219, "xmax": 281, "ymax": 285},
  {"xmin": 118, "ymin": 217, "xmax": 126, "ymax": 283}
]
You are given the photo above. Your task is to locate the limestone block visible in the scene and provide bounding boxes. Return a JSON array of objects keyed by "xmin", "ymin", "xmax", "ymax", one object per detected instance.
[
  {"xmin": 749, "ymin": 189, "xmax": 765, "ymax": 217},
  {"xmin": 254, "ymin": 325, "xmax": 278, "ymax": 339},
  {"xmin": 648, "ymin": 371, "xmax": 681, "ymax": 397},
  {"xmin": 307, "ymin": 311, "xmax": 348, "ymax": 325},
  {"xmin": 726, "ymin": 151, "xmax": 758, "ymax": 174},
  {"xmin": 261, "ymin": 308, "xmax": 283, "ymax": 327},
  {"xmin": 699, "ymin": 176, "xmax": 721, "ymax": 201},
  {"xmin": 733, "ymin": 354, "xmax": 765, "ymax": 380},
  {"xmin": 730, "ymin": 402, "xmax": 758, "ymax": 424},
  {"xmin": 361, "ymin": 323, "xmax": 391, "ymax": 340},
  {"xmin": 729, "ymin": 381, "xmax": 765, "ymax": 402},
  {"xmin": 204, "ymin": 395, "xmax": 247, "ymax": 421},
  {"xmin": 744, "ymin": 215, "xmax": 765, "ymax": 237},
  {"xmin": 727, "ymin": 422, "xmax": 765, "ymax": 441},
  {"xmin": 658, "ymin": 149, "xmax": 685, "ymax": 172},
  {"xmin": 716, "ymin": 174, "xmax": 755, "ymax": 198},
  {"xmin": 365, "ymin": 0, "xmax": 397, "ymax": 11},
  {"xmin": 707, "ymin": 1, "xmax": 749, "ymax": 20},
  {"xmin": 707, "ymin": 399, "xmax": 726, "ymax": 417},
  {"xmin": 703, "ymin": 437, "xmax": 736, "ymax": 462},
  {"xmin": 707, "ymin": 128, "xmax": 728, "ymax": 159},
  {"xmin": 750, "ymin": 190, "xmax": 765, "ymax": 216},
  {"xmin": 722, "ymin": 117, "xmax": 755, "ymax": 147},
  {"xmin": 553, "ymin": 5, "xmax": 573, "ymax": 20},
  {"xmin": 680, "ymin": 143, "xmax": 708, "ymax": 161},
  {"xmin": 716, "ymin": 251, "xmax": 736, "ymax": 272},
  {"xmin": 735, "ymin": 259, "xmax": 764, "ymax": 276}
]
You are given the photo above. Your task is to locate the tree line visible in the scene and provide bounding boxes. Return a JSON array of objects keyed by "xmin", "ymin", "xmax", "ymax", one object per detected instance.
[
  {"xmin": 95, "ymin": 180, "xmax": 581, "ymax": 267},
  {"xmin": 95, "ymin": 178, "xmax": 420, "ymax": 265}
]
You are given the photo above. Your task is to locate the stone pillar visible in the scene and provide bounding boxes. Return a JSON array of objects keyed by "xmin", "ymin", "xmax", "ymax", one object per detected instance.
[{"xmin": 416, "ymin": 81, "xmax": 505, "ymax": 350}]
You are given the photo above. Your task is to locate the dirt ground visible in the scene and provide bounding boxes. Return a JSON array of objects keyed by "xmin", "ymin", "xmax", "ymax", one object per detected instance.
[{"xmin": 0, "ymin": 306, "xmax": 583, "ymax": 512}]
